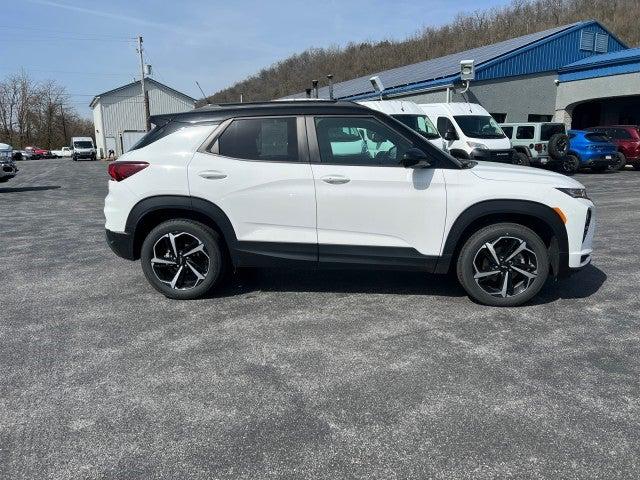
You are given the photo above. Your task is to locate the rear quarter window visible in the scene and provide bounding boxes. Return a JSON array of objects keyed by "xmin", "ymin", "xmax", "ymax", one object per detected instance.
[
  {"xmin": 540, "ymin": 124, "xmax": 566, "ymax": 141},
  {"xmin": 585, "ymin": 133, "xmax": 609, "ymax": 142},
  {"xmin": 129, "ymin": 122, "xmax": 189, "ymax": 151}
]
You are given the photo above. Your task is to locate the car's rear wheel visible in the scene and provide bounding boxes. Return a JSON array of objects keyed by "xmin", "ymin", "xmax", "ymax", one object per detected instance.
[
  {"xmin": 140, "ymin": 219, "xmax": 226, "ymax": 299},
  {"xmin": 512, "ymin": 151, "xmax": 530, "ymax": 166},
  {"xmin": 558, "ymin": 154, "xmax": 579, "ymax": 175},
  {"xmin": 609, "ymin": 152, "xmax": 626, "ymax": 171},
  {"xmin": 456, "ymin": 223, "xmax": 549, "ymax": 307}
]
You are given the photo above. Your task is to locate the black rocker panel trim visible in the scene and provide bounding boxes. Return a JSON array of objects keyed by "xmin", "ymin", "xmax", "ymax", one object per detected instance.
[
  {"xmin": 435, "ymin": 199, "xmax": 569, "ymax": 275},
  {"xmin": 319, "ymin": 244, "xmax": 438, "ymax": 271},
  {"xmin": 235, "ymin": 241, "xmax": 318, "ymax": 267}
]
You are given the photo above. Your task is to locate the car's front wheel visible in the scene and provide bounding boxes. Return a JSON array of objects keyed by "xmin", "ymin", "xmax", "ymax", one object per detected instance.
[
  {"xmin": 140, "ymin": 219, "xmax": 226, "ymax": 299},
  {"xmin": 456, "ymin": 223, "xmax": 549, "ymax": 307}
]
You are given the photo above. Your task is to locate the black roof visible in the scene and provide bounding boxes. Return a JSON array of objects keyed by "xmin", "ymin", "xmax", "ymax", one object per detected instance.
[{"xmin": 149, "ymin": 100, "xmax": 373, "ymax": 126}]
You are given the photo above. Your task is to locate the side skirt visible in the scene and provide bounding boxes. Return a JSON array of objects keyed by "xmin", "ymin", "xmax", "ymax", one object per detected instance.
[{"xmin": 234, "ymin": 241, "xmax": 439, "ymax": 272}]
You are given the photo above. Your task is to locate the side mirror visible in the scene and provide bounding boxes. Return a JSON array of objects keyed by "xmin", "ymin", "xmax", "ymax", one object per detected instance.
[
  {"xmin": 444, "ymin": 129, "xmax": 458, "ymax": 141},
  {"xmin": 401, "ymin": 148, "xmax": 431, "ymax": 168}
]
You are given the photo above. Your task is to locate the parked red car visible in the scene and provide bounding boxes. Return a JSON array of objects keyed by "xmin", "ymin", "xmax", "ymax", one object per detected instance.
[
  {"xmin": 588, "ymin": 126, "xmax": 640, "ymax": 170},
  {"xmin": 24, "ymin": 146, "xmax": 53, "ymax": 159}
]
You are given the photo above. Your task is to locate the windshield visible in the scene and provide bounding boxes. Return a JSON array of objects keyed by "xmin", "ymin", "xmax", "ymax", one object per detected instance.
[
  {"xmin": 453, "ymin": 115, "xmax": 505, "ymax": 139},
  {"xmin": 73, "ymin": 141, "xmax": 93, "ymax": 148},
  {"xmin": 392, "ymin": 114, "xmax": 440, "ymax": 139}
]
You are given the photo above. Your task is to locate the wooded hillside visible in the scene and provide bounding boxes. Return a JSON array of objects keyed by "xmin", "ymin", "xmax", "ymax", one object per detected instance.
[{"xmin": 206, "ymin": 0, "xmax": 639, "ymax": 104}]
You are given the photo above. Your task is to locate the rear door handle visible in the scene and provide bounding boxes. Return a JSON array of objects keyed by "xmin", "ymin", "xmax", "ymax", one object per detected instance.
[
  {"xmin": 199, "ymin": 170, "xmax": 227, "ymax": 180},
  {"xmin": 321, "ymin": 175, "xmax": 350, "ymax": 185}
]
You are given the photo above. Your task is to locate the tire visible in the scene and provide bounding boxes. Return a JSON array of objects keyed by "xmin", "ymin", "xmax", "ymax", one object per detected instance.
[
  {"xmin": 512, "ymin": 151, "xmax": 530, "ymax": 166},
  {"xmin": 72, "ymin": 155, "xmax": 77, "ymax": 162},
  {"xmin": 548, "ymin": 133, "xmax": 569, "ymax": 159},
  {"xmin": 0, "ymin": 177, "xmax": 10, "ymax": 183},
  {"xmin": 558, "ymin": 154, "xmax": 579, "ymax": 175},
  {"xmin": 140, "ymin": 219, "xmax": 226, "ymax": 300},
  {"xmin": 609, "ymin": 152, "xmax": 626, "ymax": 171},
  {"xmin": 633, "ymin": 164, "xmax": 640, "ymax": 171},
  {"xmin": 456, "ymin": 223, "xmax": 549, "ymax": 307}
]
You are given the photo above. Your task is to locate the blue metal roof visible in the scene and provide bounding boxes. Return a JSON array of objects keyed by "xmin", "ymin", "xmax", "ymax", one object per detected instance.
[
  {"xmin": 285, "ymin": 20, "xmax": 627, "ymax": 100},
  {"xmin": 558, "ymin": 47, "xmax": 640, "ymax": 83},
  {"xmin": 561, "ymin": 47, "xmax": 640, "ymax": 70}
]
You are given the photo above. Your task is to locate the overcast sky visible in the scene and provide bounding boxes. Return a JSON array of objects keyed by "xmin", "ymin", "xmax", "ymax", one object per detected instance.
[{"xmin": 2, "ymin": 0, "xmax": 513, "ymax": 116}]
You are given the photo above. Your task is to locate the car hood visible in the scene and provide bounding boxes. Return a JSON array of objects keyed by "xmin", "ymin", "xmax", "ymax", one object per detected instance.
[{"xmin": 470, "ymin": 161, "xmax": 583, "ymax": 188}]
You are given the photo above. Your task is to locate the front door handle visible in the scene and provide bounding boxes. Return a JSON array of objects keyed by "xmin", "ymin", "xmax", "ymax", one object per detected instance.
[
  {"xmin": 199, "ymin": 170, "xmax": 227, "ymax": 180},
  {"xmin": 321, "ymin": 175, "xmax": 350, "ymax": 185}
]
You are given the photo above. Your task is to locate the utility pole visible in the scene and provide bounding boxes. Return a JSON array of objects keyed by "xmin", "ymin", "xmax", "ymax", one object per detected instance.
[
  {"xmin": 137, "ymin": 36, "xmax": 151, "ymax": 131},
  {"xmin": 60, "ymin": 104, "xmax": 68, "ymax": 144}
]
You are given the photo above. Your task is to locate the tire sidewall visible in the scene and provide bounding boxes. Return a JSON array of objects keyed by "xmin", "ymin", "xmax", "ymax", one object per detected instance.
[
  {"xmin": 140, "ymin": 219, "xmax": 223, "ymax": 300},
  {"xmin": 457, "ymin": 223, "xmax": 549, "ymax": 307}
]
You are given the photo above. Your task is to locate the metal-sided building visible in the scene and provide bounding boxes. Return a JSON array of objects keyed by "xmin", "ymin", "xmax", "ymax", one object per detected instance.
[
  {"xmin": 287, "ymin": 20, "xmax": 634, "ymax": 128},
  {"xmin": 90, "ymin": 78, "xmax": 196, "ymax": 158}
]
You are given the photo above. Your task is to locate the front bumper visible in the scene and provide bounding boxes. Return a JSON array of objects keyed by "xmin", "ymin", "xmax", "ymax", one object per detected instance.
[
  {"xmin": 0, "ymin": 163, "xmax": 18, "ymax": 178},
  {"xmin": 469, "ymin": 148, "xmax": 515, "ymax": 163},
  {"xmin": 106, "ymin": 229, "xmax": 136, "ymax": 260}
]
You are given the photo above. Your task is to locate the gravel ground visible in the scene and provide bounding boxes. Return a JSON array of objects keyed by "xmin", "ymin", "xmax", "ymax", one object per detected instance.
[{"xmin": 1, "ymin": 158, "xmax": 639, "ymax": 479}]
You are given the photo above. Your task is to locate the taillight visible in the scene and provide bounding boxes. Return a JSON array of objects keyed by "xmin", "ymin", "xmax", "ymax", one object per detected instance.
[
  {"xmin": 108, "ymin": 161, "xmax": 149, "ymax": 181},
  {"xmin": 534, "ymin": 143, "xmax": 543, "ymax": 152}
]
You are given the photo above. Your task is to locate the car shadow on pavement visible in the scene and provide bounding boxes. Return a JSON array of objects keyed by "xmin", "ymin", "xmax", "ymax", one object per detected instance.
[
  {"xmin": 213, "ymin": 264, "xmax": 606, "ymax": 304},
  {"xmin": 531, "ymin": 264, "xmax": 607, "ymax": 304},
  {"xmin": 0, "ymin": 185, "xmax": 61, "ymax": 193},
  {"xmin": 214, "ymin": 268, "xmax": 466, "ymax": 298}
]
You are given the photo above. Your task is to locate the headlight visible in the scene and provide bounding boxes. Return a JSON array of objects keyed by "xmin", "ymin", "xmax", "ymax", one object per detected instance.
[
  {"xmin": 557, "ymin": 187, "xmax": 590, "ymax": 199},
  {"xmin": 467, "ymin": 141, "xmax": 488, "ymax": 150}
]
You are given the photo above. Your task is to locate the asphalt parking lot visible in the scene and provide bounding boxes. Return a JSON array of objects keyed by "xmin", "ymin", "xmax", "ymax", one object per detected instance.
[{"xmin": 1, "ymin": 158, "xmax": 639, "ymax": 479}]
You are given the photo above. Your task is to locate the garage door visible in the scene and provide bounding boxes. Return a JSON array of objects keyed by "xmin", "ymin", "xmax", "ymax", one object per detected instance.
[{"xmin": 121, "ymin": 131, "xmax": 146, "ymax": 153}]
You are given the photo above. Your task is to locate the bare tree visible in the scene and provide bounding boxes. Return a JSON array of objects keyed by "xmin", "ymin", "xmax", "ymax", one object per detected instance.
[{"xmin": 0, "ymin": 70, "xmax": 91, "ymax": 149}]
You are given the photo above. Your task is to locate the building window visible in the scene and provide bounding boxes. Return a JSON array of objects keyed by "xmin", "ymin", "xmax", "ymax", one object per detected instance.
[
  {"xmin": 580, "ymin": 31, "xmax": 595, "ymax": 51},
  {"xmin": 490, "ymin": 113, "xmax": 507, "ymax": 123},
  {"xmin": 595, "ymin": 33, "xmax": 609, "ymax": 53},
  {"xmin": 528, "ymin": 114, "xmax": 553, "ymax": 122}
]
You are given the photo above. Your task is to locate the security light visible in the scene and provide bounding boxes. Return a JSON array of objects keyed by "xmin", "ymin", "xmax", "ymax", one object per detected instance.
[
  {"xmin": 460, "ymin": 60, "xmax": 475, "ymax": 81},
  {"xmin": 370, "ymin": 76, "xmax": 385, "ymax": 93}
]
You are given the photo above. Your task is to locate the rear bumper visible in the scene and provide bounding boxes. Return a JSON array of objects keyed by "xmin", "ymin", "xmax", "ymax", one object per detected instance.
[
  {"xmin": 578, "ymin": 154, "xmax": 616, "ymax": 167},
  {"xmin": 106, "ymin": 229, "xmax": 136, "ymax": 260}
]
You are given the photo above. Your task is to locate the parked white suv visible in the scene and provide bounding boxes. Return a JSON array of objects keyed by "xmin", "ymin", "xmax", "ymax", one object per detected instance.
[
  {"xmin": 420, "ymin": 102, "xmax": 528, "ymax": 165},
  {"xmin": 105, "ymin": 101, "xmax": 595, "ymax": 306},
  {"xmin": 357, "ymin": 100, "xmax": 446, "ymax": 152}
]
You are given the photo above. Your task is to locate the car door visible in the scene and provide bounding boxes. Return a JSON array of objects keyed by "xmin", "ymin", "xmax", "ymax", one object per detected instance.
[
  {"xmin": 307, "ymin": 115, "xmax": 447, "ymax": 265},
  {"xmin": 188, "ymin": 116, "xmax": 317, "ymax": 252}
]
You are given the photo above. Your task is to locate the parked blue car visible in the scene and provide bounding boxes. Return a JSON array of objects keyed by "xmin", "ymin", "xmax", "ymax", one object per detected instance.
[{"xmin": 567, "ymin": 130, "xmax": 620, "ymax": 172}]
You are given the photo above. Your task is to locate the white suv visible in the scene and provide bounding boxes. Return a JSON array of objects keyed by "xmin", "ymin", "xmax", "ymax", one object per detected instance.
[{"xmin": 105, "ymin": 101, "xmax": 595, "ymax": 307}]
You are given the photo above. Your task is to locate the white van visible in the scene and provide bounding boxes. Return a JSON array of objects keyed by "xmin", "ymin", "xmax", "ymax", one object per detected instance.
[
  {"xmin": 358, "ymin": 100, "xmax": 446, "ymax": 151},
  {"xmin": 71, "ymin": 136, "xmax": 96, "ymax": 161},
  {"xmin": 419, "ymin": 103, "xmax": 526, "ymax": 165}
]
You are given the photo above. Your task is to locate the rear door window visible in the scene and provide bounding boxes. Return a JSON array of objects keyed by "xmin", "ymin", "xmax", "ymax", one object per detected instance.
[{"xmin": 217, "ymin": 117, "xmax": 298, "ymax": 161}]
